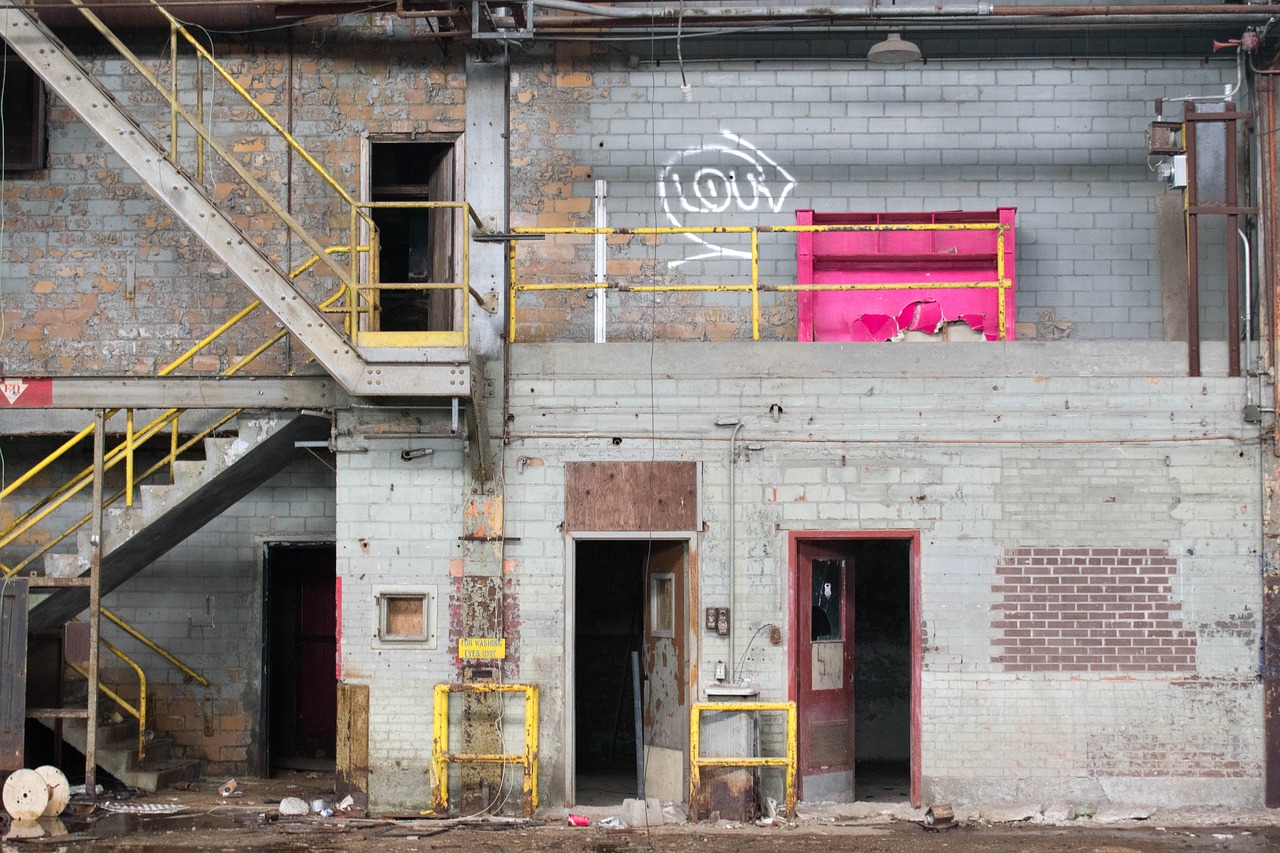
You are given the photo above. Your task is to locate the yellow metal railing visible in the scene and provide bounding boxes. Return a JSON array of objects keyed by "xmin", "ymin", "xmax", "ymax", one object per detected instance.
[
  {"xmin": 350, "ymin": 201, "xmax": 488, "ymax": 349},
  {"xmin": 689, "ymin": 701, "xmax": 797, "ymax": 820},
  {"xmin": 0, "ymin": 254, "xmax": 353, "ymax": 580},
  {"xmin": 432, "ymin": 683, "xmax": 539, "ymax": 817},
  {"xmin": 64, "ymin": 0, "xmax": 486, "ymax": 349},
  {"xmin": 68, "ymin": 633, "xmax": 149, "ymax": 762},
  {"xmin": 507, "ymin": 223, "xmax": 1012, "ymax": 342}
]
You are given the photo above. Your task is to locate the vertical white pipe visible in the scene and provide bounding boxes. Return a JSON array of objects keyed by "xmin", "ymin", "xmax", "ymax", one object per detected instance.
[{"xmin": 593, "ymin": 180, "xmax": 608, "ymax": 343}]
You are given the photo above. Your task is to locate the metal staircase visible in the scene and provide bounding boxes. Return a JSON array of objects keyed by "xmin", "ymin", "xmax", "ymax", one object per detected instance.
[
  {"xmin": 30, "ymin": 411, "xmax": 328, "ymax": 631},
  {"xmin": 0, "ymin": 1, "xmax": 484, "ymax": 401}
]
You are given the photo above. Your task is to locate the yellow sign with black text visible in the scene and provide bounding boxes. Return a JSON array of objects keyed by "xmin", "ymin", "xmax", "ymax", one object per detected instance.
[{"xmin": 459, "ymin": 637, "xmax": 506, "ymax": 659}]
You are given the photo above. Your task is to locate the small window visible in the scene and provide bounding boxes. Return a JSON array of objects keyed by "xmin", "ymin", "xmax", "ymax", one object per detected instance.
[
  {"xmin": 649, "ymin": 573, "xmax": 675, "ymax": 639},
  {"xmin": 1, "ymin": 57, "xmax": 47, "ymax": 173},
  {"xmin": 375, "ymin": 587, "xmax": 437, "ymax": 647}
]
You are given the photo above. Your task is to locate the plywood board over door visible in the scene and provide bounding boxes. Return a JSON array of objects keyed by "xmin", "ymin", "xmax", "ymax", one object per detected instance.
[{"xmin": 565, "ymin": 462, "xmax": 697, "ymax": 532}]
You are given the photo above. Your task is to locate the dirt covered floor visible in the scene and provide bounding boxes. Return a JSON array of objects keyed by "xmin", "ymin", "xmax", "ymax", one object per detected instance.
[{"xmin": 4, "ymin": 774, "xmax": 1280, "ymax": 852}]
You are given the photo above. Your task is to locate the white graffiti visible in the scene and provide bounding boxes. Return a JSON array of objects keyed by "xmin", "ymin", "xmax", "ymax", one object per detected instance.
[{"xmin": 658, "ymin": 131, "xmax": 798, "ymax": 268}]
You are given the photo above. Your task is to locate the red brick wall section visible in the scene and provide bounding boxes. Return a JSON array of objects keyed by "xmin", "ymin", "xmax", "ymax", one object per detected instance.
[{"xmin": 991, "ymin": 547, "xmax": 1196, "ymax": 673}]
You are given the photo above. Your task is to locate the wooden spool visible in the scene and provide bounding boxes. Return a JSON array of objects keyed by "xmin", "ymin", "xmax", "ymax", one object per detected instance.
[
  {"xmin": 2, "ymin": 769, "xmax": 50, "ymax": 821},
  {"xmin": 35, "ymin": 766, "xmax": 70, "ymax": 818}
]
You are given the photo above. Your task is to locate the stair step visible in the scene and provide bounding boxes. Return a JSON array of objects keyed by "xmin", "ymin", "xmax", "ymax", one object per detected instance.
[
  {"xmin": 170, "ymin": 459, "xmax": 209, "ymax": 488},
  {"xmin": 137, "ymin": 483, "xmax": 178, "ymax": 516},
  {"xmin": 43, "ymin": 552, "xmax": 87, "ymax": 579},
  {"xmin": 124, "ymin": 758, "xmax": 202, "ymax": 792}
]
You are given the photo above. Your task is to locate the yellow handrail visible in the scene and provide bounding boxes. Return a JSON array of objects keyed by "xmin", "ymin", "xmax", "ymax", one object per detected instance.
[
  {"xmin": 68, "ymin": 636, "xmax": 148, "ymax": 762},
  {"xmin": 0, "ymin": 250, "xmax": 355, "ymax": 570},
  {"xmin": 2, "ymin": 410, "xmax": 240, "ymax": 578},
  {"xmin": 102, "ymin": 607, "xmax": 210, "ymax": 688},
  {"xmin": 63, "ymin": 0, "xmax": 365, "ymax": 292},
  {"xmin": 507, "ymin": 222, "xmax": 1012, "ymax": 342}
]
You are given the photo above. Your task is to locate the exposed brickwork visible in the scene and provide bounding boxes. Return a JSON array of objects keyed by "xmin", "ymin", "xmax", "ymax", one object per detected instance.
[{"xmin": 991, "ymin": 547, "xmax": 1196, "ymax": 673}]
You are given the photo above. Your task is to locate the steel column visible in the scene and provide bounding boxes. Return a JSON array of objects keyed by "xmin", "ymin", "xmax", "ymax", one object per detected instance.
[{"xmin": 85, "ymin": 410, "xmax": 106, "ymax": 804}]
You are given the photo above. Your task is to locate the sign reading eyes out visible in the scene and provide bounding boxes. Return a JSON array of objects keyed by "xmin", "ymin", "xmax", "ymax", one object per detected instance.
[{"xmin": 658, "ymin": 131, "xmax": 798, "ymax": 268}]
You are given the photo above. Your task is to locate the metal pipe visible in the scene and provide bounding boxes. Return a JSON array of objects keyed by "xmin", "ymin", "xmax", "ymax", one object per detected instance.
[
  {"xmin": 1242, "ymin": 227, "xmax": 1253, "ymax": 403},
  {"xmin": 714, "ymin": 418, "xmax": 744, "ymax": 682},
  {"xmin": 1166, "ymin": 53, "xmax": 1245, "ymax": 108},
  {"xmin": 530, "ymin": 1, "xmax": 992, "ymax": 20}
]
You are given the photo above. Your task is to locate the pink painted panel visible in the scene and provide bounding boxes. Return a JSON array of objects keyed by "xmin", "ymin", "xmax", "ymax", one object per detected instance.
[{"xmin": 796, "ymin": 208, "xmax": 1016, "ymax": 342}]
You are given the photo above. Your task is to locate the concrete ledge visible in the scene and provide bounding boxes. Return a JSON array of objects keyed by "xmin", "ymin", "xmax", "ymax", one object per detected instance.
[{"xmin": 512, "ymin": 341, "xmax": 1236, "ymax": 380}]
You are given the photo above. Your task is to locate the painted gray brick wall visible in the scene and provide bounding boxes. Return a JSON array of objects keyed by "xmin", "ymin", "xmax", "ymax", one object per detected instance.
[
  {"xmin": 511, "ymin": 53, "xmax": 1235, "ymax": 341},
  {"xmin": 484, "ymin": 341, "xmax": 1263, "ymax": 807}
]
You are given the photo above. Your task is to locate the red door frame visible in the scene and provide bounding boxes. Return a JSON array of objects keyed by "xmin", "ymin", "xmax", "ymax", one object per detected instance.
[{"xmin": 787, "ymin": 530, "xmax": 922, "ymax": 808}]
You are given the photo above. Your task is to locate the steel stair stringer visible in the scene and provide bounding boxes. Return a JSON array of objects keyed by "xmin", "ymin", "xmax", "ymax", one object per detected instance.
[
  {"xmin": 27, "ymin": 411, "xmax": 330, "ymax": 632},
  {"xmin": 0, "ymin": 6, "xmax": 471, "ymax": 399}
]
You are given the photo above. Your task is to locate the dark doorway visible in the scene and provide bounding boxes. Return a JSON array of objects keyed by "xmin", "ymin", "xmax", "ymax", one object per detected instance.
[
  {"xmin": 368, "ymin": 139, "xmax": 456, "ymax": 333},
  {"xmin": 573, "ymin": 539, "xmax": 689, "ymax": 806},
  {"xmin": 793, "ymin": 535, "xmax": 914, "ymax": 804},
  {"xmin": 850, "ymin": 539, "xmax": 911, "ymax": 803},
  {"xmin": 264, "ymin": 541, "xmax": 337, "ymax": 773},
  {"xmin": 574, "ymin": 540, "xmax": 643, "ymax": 805}
]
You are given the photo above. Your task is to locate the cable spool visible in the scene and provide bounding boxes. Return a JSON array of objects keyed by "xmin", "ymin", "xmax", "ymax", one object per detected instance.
[
  {"xmin": 34, "ymin": 766, "xmax": 70, "ymax": 817},
  {"xmin": 2, "ymin": 768, "xmax": 50, "ymax": 821}
]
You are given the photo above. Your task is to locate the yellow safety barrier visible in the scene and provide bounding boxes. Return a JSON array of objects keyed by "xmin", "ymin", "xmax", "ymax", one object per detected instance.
[
  {"xmin": 432, "ymin": 683, "xmax": 539, "ymax": 817},
  {"xmin": 68, "ymin": 633, "xmax": 148, "ymax": 761},
  {"xmin": 689, "ymin": 701, "xmax": 797, "ymax": 820},
  {"xmin": 506, "ymin": 223, "xmax": 1011, "ymax": 342}
]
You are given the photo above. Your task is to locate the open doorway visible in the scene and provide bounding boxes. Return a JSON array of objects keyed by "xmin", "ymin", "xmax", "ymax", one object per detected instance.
[
  {"xmin": 572, "ymin": 538, "xmax": 689, "ymax": 806},
  {"xmin": 791, "ymin": 533, "xmax": 918, "ymax": 806},
  {"xmin": 365, "ymin": 138, "xmax": 458, "ymax": 335},
  {"xmin": 263, "ymin": 541, "xmax": 337, "ymax": 774}
]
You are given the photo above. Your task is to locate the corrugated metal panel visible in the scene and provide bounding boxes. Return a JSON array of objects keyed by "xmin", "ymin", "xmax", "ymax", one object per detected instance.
[{"xmin": 0, "ymin": 578, "xmax": 29, "ymax": 772}]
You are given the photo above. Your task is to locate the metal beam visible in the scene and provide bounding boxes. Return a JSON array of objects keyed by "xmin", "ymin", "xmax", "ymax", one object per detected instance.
[{"xmin": 0, "ymin": 376, "xmax": 347, "ymax": 410}]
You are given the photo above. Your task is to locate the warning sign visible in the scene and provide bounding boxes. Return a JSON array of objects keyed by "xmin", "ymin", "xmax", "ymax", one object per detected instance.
[
  {"xmin": 458, "ymin": 637, "xmax": 506, "ymax": 659},
  {"xmin": 0, "ymin": 378, "xmax": 52, "ymax": 407}
]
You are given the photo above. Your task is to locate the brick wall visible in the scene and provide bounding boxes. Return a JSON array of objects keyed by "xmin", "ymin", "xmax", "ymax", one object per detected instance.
[
  {"xmin": 0, "ymin": 27, "xmax": 466, "ymax": 377},
  {"xmin": 495, "ymin": 341, "xmax": 1262, "ymax": 808},
  {"xmin": 992, "ymin": 547, "xmax": 1197, "ymax": 673},
  {"xmin": 93, "ymin": 456, "xmax": 335, "ymax": 775}
]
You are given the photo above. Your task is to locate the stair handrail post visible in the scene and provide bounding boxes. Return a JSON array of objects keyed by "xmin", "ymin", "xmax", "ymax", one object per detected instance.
[
  {"xmin": 125, "ymin": 409, "xmax": 134, "ymax": 508},
  {"xmin": 87, "ymin": 409, "xmax": 106, "ymax": 805}
]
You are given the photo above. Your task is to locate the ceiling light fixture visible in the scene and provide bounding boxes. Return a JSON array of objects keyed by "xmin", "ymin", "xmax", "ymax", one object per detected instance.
[{"xmin": 867, "ymin": 31, "xmax": 922, "ymax": 65}]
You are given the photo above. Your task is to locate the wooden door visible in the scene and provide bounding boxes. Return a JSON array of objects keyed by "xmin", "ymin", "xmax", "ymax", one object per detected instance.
[
  {"xmin": 642, "ymin": 540, "xmax": 687, "ymax": 803},
  {"xmin": 797, "ymin": 541, "xmax": 855, "ymax": 801}
]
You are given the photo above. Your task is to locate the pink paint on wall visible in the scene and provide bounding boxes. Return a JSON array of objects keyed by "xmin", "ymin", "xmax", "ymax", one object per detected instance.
[{"xmin": 796, "ymin": 208, "xmax": 1017, "ymax": 342}]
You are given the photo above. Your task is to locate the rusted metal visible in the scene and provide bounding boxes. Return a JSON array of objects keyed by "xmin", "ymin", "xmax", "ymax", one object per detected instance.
[
  {"xmin": 1185, "ymin": 102, "xmax": 1201, "ymax": 378},
  {"xmin": 1265, "ymin": 575, "xmax": 1280, "ymax": 807},
  {"xmin": 0, "ymin": 578, "xmax": 29, "ymax": 772},
  {"xmin": 1226, "ymin": 100, "xmax": 1241, "ymax": 378},
  {"xmin": 1182, "ymin": 100, "xmax": 1251, "ymax": 378},
  {"xmin": 689, "ymin": 701, "xmax": 797, "ymax": 821},
  {"xmin": 86, "ymin": 408, "xmax": 105, "ymax": 805}
]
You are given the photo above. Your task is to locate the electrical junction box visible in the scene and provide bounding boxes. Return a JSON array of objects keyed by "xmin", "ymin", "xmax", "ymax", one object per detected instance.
[{"xmin": 1147, "ymin": 121, "xmax": 1183, "ymax": 156}]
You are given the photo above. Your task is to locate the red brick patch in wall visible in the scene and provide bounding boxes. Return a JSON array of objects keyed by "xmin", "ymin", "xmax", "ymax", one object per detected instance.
[{"xmin": 991, "ymin": 547, "xmax": 1196, "ymax": 673}]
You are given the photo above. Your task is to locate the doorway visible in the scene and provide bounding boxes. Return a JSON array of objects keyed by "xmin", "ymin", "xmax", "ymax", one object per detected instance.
[
  {"xmin": 572, "ymin": 538, "xmax": 689, "ymax": 806},
  {"xmin": 365, "ymin": 138, "xmax": 458, "ymax": 335},
  {"xmin": 791, "ymin": 533, "xmax": 919, "ymax": 806},
  {"xmin": 263, "ymin": 541, "xmax": 337, "ymax": 773}
]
